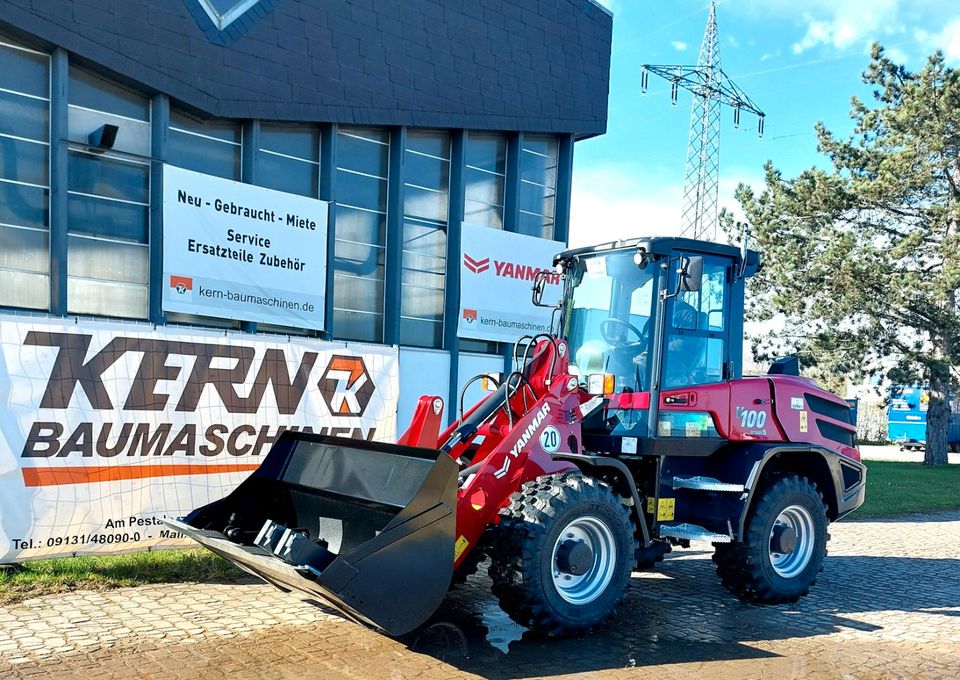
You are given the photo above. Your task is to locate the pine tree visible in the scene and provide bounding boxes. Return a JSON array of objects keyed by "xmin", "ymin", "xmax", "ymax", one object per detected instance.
[{"xmin": 732, "ymin": 45, "xmax": 960, "ymax": 465}]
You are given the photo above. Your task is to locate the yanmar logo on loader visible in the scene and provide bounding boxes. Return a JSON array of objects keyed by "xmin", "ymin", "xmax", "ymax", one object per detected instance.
[
  {"xmin": 463, "ymin": 253, "xmax": 560, "ymax": 285},
  {"xmin": 493, "ymin": 403, "xmax": 552, "ymax": 479}
]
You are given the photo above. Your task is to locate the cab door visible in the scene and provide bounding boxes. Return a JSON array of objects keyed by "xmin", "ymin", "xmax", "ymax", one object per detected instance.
[{"xmin": 660, "ymin": 253, "xmax": 733, "ymax": 390}]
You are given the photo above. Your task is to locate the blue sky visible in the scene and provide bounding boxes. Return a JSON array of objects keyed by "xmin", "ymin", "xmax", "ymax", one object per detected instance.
[{"xmin": 569, "ymin": 0, "xmax": 960, "ymax": 246}]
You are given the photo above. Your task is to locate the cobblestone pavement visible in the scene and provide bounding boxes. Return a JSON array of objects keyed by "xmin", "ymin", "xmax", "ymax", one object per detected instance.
[{"xmin": 1, "ymin": 513, "xmax": 959, "ymax": 679}]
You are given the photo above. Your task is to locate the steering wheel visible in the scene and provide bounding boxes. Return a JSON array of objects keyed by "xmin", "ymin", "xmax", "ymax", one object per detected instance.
[{"xmin": 599, "ymin": 318, "xmax": 646, "ymax": 349}]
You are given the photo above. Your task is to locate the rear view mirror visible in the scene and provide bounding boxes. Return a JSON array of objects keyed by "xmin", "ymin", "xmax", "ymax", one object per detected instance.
[
  {"xmin": 680, "ymin": 255, "xmax": 703, "ymax": 292},
  {"xmin": 532, "ymin": 270, "xmax": 557, "ymax": 307}
]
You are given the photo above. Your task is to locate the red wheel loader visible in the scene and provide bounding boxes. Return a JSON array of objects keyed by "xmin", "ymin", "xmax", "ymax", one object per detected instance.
[{"xmin": 168, "ymin": 236, "xmax": 866, "ymax": 637}]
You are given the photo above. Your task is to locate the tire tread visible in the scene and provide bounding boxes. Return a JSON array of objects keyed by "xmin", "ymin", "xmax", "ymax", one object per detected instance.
[
  {"xmin": 712, "ymin": 475, "xmax": 828, "ymax": 604},
  {"xmin": 488, "ymin": 473, "xmax": 637, "ymax": 636}
]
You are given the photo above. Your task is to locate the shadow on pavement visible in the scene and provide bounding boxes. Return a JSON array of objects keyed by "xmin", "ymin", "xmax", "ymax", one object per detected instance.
[{"xmin": 402, "ymin": 552, "xmax": 960, "ymax": 678}]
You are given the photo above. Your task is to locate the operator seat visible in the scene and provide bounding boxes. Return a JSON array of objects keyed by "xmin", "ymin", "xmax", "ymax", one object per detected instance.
[{"xmin": 575, "ymin": 340, "xmax": 607, "ymax": 376}]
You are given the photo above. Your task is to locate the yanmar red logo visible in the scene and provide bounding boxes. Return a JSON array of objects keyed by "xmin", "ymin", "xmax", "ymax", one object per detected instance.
[
  {"xmin": 464, "ymin": 253, "xmax": 560, "ymax": 284},
  {"xmin": 463, "ymin": 253, "xmax": 490, "ymax": 274}
]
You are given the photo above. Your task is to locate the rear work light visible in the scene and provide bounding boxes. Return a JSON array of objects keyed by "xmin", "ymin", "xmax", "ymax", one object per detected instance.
[{"xmin": 587, "ymin": 373, "xmax": 615, "ymax": 395}]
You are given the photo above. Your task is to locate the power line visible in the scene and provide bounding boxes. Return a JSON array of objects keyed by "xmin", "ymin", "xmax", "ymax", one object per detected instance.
[{"xmin": 630, "ymin": 0, "xmax": 722, "ymax": 43}]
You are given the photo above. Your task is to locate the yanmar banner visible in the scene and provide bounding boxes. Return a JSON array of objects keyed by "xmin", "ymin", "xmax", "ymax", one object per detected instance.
[
  {"xmin": 458, "ymin": 223, "xmax": 564, "ymax": 343},
  {"xmin": 0, "ymin": 314, "xmax": 397, "ymax": 563}
]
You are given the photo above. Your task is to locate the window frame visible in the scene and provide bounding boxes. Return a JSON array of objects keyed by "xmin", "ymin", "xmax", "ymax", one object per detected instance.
[{"xmin": 661, "ymin": 253, "xmax": 732, "ymax": 389}]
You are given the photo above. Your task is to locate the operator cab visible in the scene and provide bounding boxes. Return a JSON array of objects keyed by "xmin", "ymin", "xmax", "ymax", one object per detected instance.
[{"xmin": 555, "ymin": 237, "xmax": 760, "ymax": 436}]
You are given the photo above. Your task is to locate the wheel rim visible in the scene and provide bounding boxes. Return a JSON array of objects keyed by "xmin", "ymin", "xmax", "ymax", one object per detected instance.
[
  {"xmin": 551, "ymin": 516, "xmax": 617, "ymax": 605},
  {"xmin": 768, "ymin": 504, "xmax": 816, "ymax": 578}
]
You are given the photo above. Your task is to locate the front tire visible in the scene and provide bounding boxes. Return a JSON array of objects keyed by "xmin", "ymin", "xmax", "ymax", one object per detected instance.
[
  {"xmin": 713, "ymin": 475, "xmax": 828, "ymax": 604},
  {"xmin": 488, "ymin": 473, "xmax": 637, "ymax": 635}
]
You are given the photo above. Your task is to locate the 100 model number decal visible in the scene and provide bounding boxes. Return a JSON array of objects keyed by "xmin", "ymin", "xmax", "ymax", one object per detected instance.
[{"xmin": 736, "ymin": 407, "xmax": 769, "ymax": 436}]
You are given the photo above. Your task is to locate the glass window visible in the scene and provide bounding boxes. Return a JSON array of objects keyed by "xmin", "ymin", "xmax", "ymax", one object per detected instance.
[
  {"xmin": 401, "ymin": 130, "xmax": 449, "ymax": 348},
  {"xmin": 563, "ymin": 251, "xmax": 657, "ymax": 393},
  {"xmin": 258, "ymin": 123, "xmax": 320, "ymax": 197},
  {"xmin": 0, "ymin": 39, "xmax": 48, "ymax": 98},
  {"xmin": 518, "ymin": 135, "xmax": 559, "ymax": 240},
  {"xmin": 169, "ymin": 110, "xmax": 241, "ymax": 180},
  {"xmin": 657, "ymin": 411, "xmax": 721, "ymax": 439},
  {"xmin": 69, "ymin": 68, "xmax": 150, "ymax": 121},
  {"xmin": 460, "ymin": 338, "xmax": 501, "ymax": 354},
  {"xmin": 663, "ymin": 257, "xmax": 729, "ymax": 389},
  {"xmin": 334, "ymin": 126, "xmax": 389, "ymax": 342},
  {"xmin": 671, "ymin": 261, "xmax": 727, "ymax": 331},
  {"xmin": 165, "ymin": 111, "xmax": 244, "ymax": 329},
  {"xmin": 0, "ymin": 90, "xmax": 48, "ymax": 141},
  {"xmin": 67, "ymin": 67, "xmax": 150, "ymax": 319},
  {"xmin": 464, "ymin": 132, "xmax": 506, "ymax": 229},
  {"xmin": 0, "ymin": 36, "xmax": 50, "ymax": 311}
]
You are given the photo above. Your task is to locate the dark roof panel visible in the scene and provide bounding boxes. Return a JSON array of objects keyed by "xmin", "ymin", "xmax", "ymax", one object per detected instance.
[{"xmin": 0, "ymin": 0, "xmax": 612, "ymax": 135}]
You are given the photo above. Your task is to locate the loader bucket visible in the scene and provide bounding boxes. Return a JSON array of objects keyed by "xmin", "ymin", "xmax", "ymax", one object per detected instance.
[{"xmin": 166, "ymin": 431, "xmax": 458, "ymax": 636}]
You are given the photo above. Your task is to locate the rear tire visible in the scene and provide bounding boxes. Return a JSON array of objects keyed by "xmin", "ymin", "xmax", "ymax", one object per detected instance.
[
  {"xmin": 713, "ymin": 475, "xmax": 828, "ymax": 604},
  {"xmin": 488, "ymin": 473, "xmax": 637, "ymax": 636}
]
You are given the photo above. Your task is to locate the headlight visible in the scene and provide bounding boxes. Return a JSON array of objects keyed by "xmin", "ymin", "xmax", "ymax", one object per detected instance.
[{"xmin": 587, "ymin": 373, "xmax": 615, "ymax": 395}]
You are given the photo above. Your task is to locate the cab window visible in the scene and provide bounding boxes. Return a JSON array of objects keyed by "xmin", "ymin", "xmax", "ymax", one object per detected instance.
[{"xmin": 662, "ymin": 257, "xmax": 729, "ymax": 388}]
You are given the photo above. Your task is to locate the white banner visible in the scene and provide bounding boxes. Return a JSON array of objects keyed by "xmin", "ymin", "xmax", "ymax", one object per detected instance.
[
  {"xmin": 458, "ymin": 223, "xmax": 564, "ymax": 342},
  {"xmin": 0, "ymin": 314, "xmax": 398, "ymax": 562},
  {"xmin": 162, "ymin": 165, "xmax": 328, "ymax": 329}
]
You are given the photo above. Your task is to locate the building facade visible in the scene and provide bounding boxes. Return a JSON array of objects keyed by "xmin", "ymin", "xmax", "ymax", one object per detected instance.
[{"xmin": 0, "ymin": 0, "xmax": 613, "ymax": 426}]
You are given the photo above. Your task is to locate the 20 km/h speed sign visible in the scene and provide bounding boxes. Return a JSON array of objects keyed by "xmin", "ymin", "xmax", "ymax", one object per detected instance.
[{"xmin": 539, "ymin": 425, "xmax": 561, "ymax": 453}]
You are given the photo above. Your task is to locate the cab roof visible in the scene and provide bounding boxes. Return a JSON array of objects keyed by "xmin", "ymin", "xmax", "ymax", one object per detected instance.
[{"xmin": 555, "ymin": 236, "xmax": 761, "ymax": 275}]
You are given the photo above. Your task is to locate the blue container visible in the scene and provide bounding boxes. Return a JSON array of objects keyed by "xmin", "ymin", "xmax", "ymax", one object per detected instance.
[{"xmin": 887, "ymin": 385, "xmax": 960, "ymax": 448}]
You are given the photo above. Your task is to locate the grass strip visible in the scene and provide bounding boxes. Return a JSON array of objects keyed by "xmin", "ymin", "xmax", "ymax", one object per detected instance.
[
  {"xmin": 0, "ymin": 548, "xmax": 244, "ymax": 606},
  {"xmin": 857, "ymin": 460, "xmax": 960, "ymax": 518}
]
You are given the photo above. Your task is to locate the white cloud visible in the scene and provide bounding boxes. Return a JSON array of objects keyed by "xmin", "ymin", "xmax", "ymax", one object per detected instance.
[
  {"xmin": 590, "ymin": 0, "xmax": 617, "ymax": 12},
  {"xmin": 885, "ymin": 46, "xmax": 910, "ymax": 63},
  {"xmin": 729, "ymin": 0, "xmax": 906, "ymax": 55},
  {"xmin": 728, "ymin": 35, "xmax": 740, "ymax": 49},
  {"xmin": 790, "ymin": 0, "xmax": 904, "ymax": 54},
  {"xmin": 670, "ymin": 40, "xmax": 688, "ymax": 52},
  {"xmin": 760, "ymin": 48, "xmax": 782, "ymax": 62},
  {"xmin": 569, "ymin": 165, "xmax": 762, "ymax": 248},
  {"xmin": 916, "ymin": 20, "xmax": 960, "ymax": 61},
  {"xmin": 569, "ymin": 166, "xmax": 683, "ymax": 248}
]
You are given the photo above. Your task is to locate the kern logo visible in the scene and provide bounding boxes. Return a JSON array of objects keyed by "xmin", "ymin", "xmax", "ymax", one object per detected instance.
[
  {"xmin": 169, "ymin": 275, "xmax": 193, "ymax": 300},
  {"xmin": 463, "ymin": 253, "xmax": 490, "ymax": 274},
  {"xmin": 462, "ymin": 309, "xmax": 478, "ymax": 323},
  {"xmin": 319, "ymin": 355, "xmax": 375, "ymax": 417}
]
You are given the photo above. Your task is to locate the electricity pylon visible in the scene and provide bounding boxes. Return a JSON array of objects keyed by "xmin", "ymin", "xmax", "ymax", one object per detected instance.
[{"xmin": 641, "ymin": 0, "xmax": 765, "ymax": 241}]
